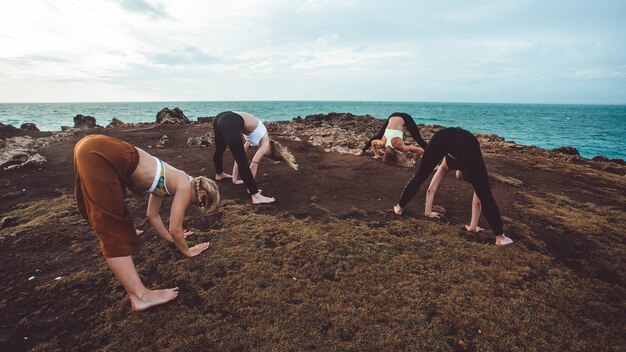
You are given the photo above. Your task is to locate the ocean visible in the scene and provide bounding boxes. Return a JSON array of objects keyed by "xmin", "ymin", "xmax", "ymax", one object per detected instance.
[{"xmin": 0, "ymin": 101, "xmax": 624, "ymax": 160}]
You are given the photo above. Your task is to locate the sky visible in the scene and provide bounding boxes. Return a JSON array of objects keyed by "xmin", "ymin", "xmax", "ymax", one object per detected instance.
[{"xmin": 0, "ymin": 0, "xmax": 624, "ymax": 104}]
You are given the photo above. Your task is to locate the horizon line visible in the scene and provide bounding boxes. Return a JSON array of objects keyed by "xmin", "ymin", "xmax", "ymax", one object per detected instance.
[{"xmin": 1, "ymin": 99, "xmax": 625, "ymax": 107}]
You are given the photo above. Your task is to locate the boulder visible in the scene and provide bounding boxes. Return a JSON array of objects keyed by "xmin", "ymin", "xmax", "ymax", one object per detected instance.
[
  {"xmin": 156, "ymin": 108, "xmax": 190, "ymax": 124},
  {"xmin": 107, "ymin": 118, "xmax": 126, "ymax": 128},
  {"xmin": 20, "ymin": 123, "xmax": 39, "ymax": 131},
  {"xmin": 196, "ymin": 116, "xmax": 213, "ymax": 124},
  {"xmin": 73, "ymin": 114, "xmax": 99, "ymax": 128},
  {"xmin": 156, "ymin": 135, "xmax": 170, "ymax": 148},
  {"xmin": 553, "ymin": 146, "xmax": 580, "ymax": 156},
  {"xmin": 187, "ymin": 134, "xmax": 214, "ymax": 148},
  {"xmin": 610, "ymin": 158, "xmax": 625, "ymax": 165},
  {"xmin": 2, "ymin": 151, "xmax": 30, "ymax": 168},
  {"xmin": 592, "ymin": 155, "xmax": 610, "ymax": 162},
  {"xmin": 0, "ymin": 122, "xmax": 22, "ymax": 139}
]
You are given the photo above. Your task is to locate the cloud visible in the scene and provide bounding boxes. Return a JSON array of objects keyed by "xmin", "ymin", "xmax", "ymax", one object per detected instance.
[
  {"xmin": 442, "ymin": 0, "xmax": 527, "ymax": 24},
  {"xmin": 149, "ymin": 46, "xmax": 220, "ymax": 66},
  {"xmin": 298, "ymin": 0, "xmax": 358, "ymax": 13},
  {"xmin": 116, "ymin": 0, "xmax": 169, "ymax": 19}
]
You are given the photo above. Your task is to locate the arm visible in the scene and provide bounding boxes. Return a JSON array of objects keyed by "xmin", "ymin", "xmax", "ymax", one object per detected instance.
[
  {"xmin": 249, "ymin": 139, "xmax": 271, "ymax": 178},
  {"xmin": 425, "ymin": 160, "xmax": 448, "ymax": 217},
  {"xmin": 168, "ymin": 185, "xmax": 209, "ymax": 257},
  {"xmin": 371, "ymin": 139, "xmax": 382, "ymax": 159},
  {"xmin": 466, "ymin": 191, "xmax": 483, "ymax": 231},
  {"xmin": 146, "ymin": 195, "xmax": 173, "ymax": 242}
]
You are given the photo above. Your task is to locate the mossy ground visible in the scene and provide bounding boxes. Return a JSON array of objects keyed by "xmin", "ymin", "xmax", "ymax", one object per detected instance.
[{"xmin": 1, "ymin": 122, "xmax": 624, "ymax": 351}]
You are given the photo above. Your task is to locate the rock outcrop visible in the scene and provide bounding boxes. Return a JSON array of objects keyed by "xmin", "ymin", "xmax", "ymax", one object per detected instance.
[
  {"xmin": 156, "ymin": 108, "xmax": 190, "ymax": 125},
  {"xmin": 553, "ymin": 146, "xmax": 580, "ymax": 156},
  {"xmin": 20, "ymin": 123, "xmax": 39, "ymax": 131},
  {"xmin": 107, "ymin": 118, "xmax": 126, "ymax": 128},
  {"xmin": 187, "ymin": 133, "xmax": 214, "ymax": 148},
  {"xmin": 73, "ymin": 114, "xmax": 100, "ymax": 129},
  {"xmin": 156, "ymin": 135, "xmax": 170, "ymax": 148}
]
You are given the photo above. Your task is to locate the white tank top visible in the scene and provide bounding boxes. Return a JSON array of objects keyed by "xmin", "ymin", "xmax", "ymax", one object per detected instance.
[{"xmin": 244, "ymin": 120, "xmax": 267, "ymax": 146}]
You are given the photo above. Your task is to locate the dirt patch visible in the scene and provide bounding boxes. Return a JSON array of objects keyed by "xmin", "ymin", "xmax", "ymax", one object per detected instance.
[{"xmin": 1, "ymin": 114, "xmax": 625, "ymax": 351}]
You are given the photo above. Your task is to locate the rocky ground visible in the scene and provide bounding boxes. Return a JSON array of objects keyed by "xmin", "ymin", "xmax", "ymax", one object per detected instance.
[{"xmin": 0, "ymin": 110, "xmax": 625, "ymax": 351}]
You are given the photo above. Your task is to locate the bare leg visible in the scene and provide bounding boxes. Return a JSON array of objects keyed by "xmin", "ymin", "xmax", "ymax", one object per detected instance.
[
  {"xmin": 465, "ymin": 192, "xmax": 484, "ymax": 232},
  {"xmin": 105, "ymin": 256, "xmax": 178, "ymax": 311},
  {"xmin": 394, "ymin": 204, "xmax": 403, "ymax": 215}
]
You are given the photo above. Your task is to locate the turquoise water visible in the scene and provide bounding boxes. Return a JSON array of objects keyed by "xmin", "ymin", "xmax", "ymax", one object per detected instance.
[{"xmin": 0, "ymin": 101, "xmax": 624, "ymax": 160}]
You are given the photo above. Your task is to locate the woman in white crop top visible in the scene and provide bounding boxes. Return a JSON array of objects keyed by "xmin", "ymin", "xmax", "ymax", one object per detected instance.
[{"xmin": 212, "ymin": 111, "xmax": 298, "ymax": 204}]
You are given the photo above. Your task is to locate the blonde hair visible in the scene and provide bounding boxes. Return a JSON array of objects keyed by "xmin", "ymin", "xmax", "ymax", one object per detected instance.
[
  {"xmin": 193, "ymin": 176, "xmax": 220, "ymax": 214},
  {"xmin": 382, "ymin": 146, "xmax": 414, "ymax": 168},
  {"xmin": 269, "ymin": 139, "xmax": 298, "ymax": 170}
]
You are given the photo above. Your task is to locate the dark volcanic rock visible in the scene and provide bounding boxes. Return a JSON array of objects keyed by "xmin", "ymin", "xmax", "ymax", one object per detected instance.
[
  {"xmin": 73, "ymin": 114, "xmax": 100, "ymax": 128},
  {"xmin": 0, "ymin": 122, "xmax": 22, "ymax": 139},
  {"xmin": 187, "ymin": 134, "xmax": 214, "ymax": 148},
  {"xmin": 156, "ymin": 108, "xmax": 190, "ymax": 125},
  {"xmin": 553, "ymin": 146, "xmax": 580, "ymax": 156},
  {"xmin": 592, "ymin": 155, "xmax": 610, "ymax": 162},
  {"xmin": 20, "ymin": 123, "xmax": 39, "ymax": 131},
  {"xmin": 156, "ymin": 135, "xmax": 170, "ymax": 148},
  {"xmin": 610, "ymin": 158, "xmax": 625, "ymax": 165},
  {"xmin": 196, "ymin": 116, "xmax": 213, "ymax": 124},
  {"xmin": 107, "ymin": 118, "xmax": 126, "ymax": 128}
]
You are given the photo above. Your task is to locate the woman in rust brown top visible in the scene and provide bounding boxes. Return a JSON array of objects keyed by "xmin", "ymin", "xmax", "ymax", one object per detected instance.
[{"xmin": 74, "ymin": 134, "xmax": 220, "ymax": 311}]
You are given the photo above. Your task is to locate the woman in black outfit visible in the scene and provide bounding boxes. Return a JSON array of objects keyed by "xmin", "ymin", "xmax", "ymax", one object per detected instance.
[
  {"xmin": 359, "ymin": 112, "xmax": 429, "ymax": 154},
  {"xmin": 213, "ymin": 111, "xmax": 297, "ymax": 204},
  {"xmin": 394, "ymin": 127, "xmax": 514, "ymax": 246}
]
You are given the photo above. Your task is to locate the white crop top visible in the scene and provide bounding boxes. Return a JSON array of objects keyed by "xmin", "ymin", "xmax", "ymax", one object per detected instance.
[{"xmin": 243, "ymin": 120, "xmax": 267, "ymax": 146}]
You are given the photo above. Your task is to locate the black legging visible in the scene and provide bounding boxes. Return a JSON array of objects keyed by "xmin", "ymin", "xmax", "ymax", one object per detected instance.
[
  {"xmin": 361, "ymin": 112, "xmax": 428, "ymax": 152},
  {"xmin": 398, "ymin": 127, "xmax": 504, "ymax": 236},
  {"xmin": 213, "ymin": 111, "xmax": 258, "ymax": 195}
]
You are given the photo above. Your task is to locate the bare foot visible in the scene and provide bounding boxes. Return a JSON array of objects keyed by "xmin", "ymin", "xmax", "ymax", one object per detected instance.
[
  {"xmin": 372, "ymin": 155, "xmax": 381, "ymax": 159},
  {"xmin": 135, "ymin": 229, "xmax": 144, "ymax": 236},
  {"xmin": 184, "ymin": 230, "xmax": 193, "ymax": 238},
  {"xmin": 131, "ymin": 287, "xmax": 179, "ymax": 311},
  {"xmin": 251, "ymin": 192, "xmax": 275, "ymax": 204},
  {"xmin": 233, "ymin": 179, "xmax": 244, "ymax": 185},
  {"xmin": 215, "ymin": 172, "xmax": 232, "ymax": 181},
  {"xmin": 425, "ymin": 212, "xmax": 441, "ymax": 219},
  {"xmin": 495, "ymin": 234, "xmax": 514, "ymax": 246},
  {"xmin": 394, "ymin": 204, "xmax": 403, "ymax": 215},
  {"xmin": 465, "ymin": 225, "xmax": 484, "ymax": 232}
]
